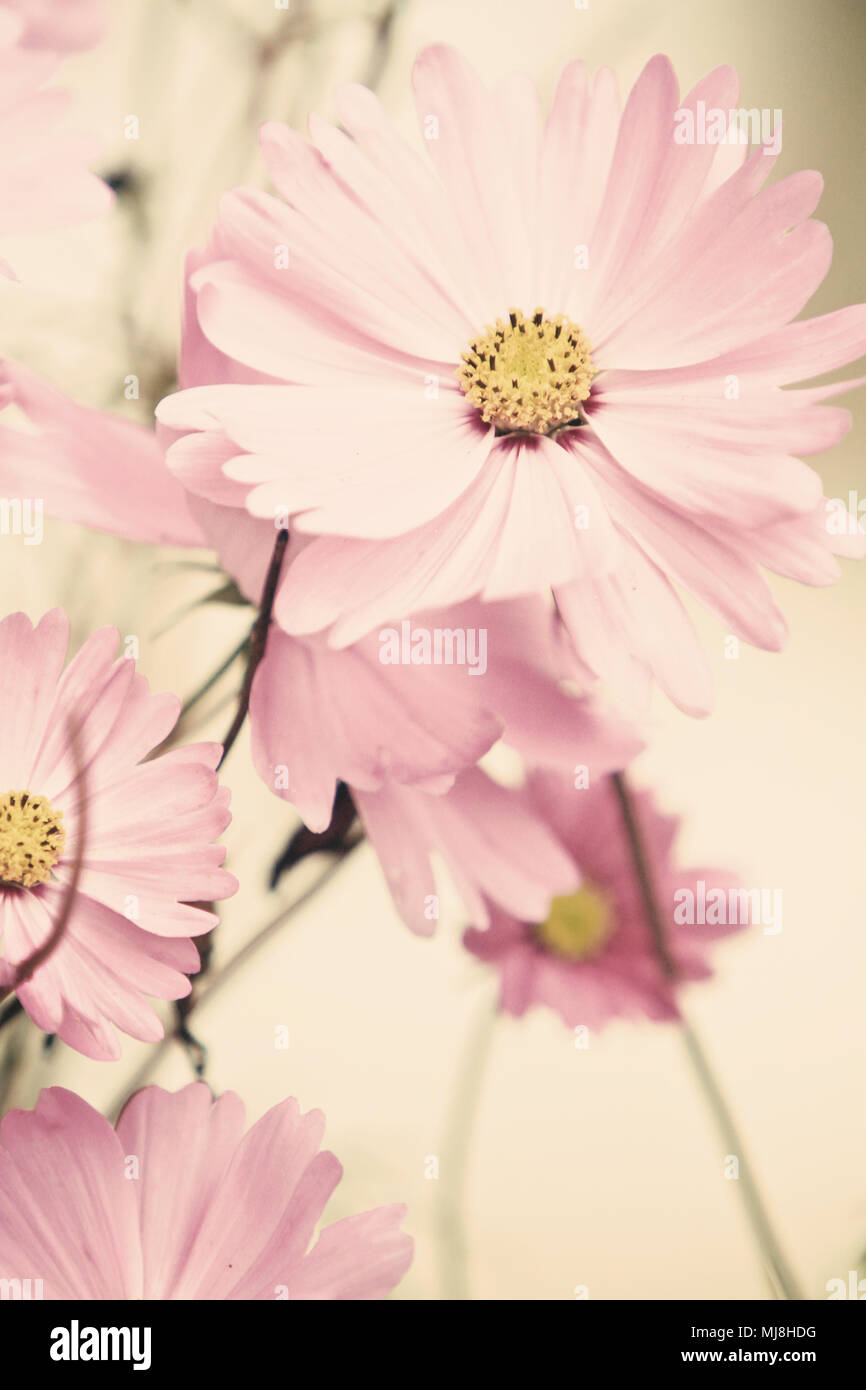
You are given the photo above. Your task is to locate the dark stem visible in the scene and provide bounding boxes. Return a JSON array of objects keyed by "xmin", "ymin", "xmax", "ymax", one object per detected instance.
[
  {"xmin": 218, "ymin": 528, "xmax": 289, "ymax": 769},
  {"xmin": 610, "ymin": 770, "xmax": 678, "ymax": 980},
  {"xmin": 609, "ymin": 769, "xmax": 805, "ymax": 1302},
  {"xmin": 270, "ymin": 782, "xmax": 358, "ymax": 889}
]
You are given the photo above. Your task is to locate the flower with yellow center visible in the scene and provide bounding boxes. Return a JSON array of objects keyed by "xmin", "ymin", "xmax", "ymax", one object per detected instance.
[
  {"xmin": 535, "ymin": 885, "xmax": 613, "ymax": 963},
  {"xmin": 0, "ymin": 790, "xmax": 66, "ymax": 889},
  {"xmin": 456, "ymin": 307, "xmax": 595, "ymax": 435}
]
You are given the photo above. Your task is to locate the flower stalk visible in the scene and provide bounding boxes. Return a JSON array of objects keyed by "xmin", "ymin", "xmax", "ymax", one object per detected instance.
[{"xmin": 610, "ymin": 770, "xmax": 805, "ymax": 1302}]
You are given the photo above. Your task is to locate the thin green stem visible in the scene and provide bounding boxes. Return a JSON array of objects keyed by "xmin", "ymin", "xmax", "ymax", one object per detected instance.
[
  {"xmin": 610, "ymin": 770, "xmax": 805, "ymax": 1302},
  {"xmin": 437, "ymin": 999, "xmax": 498, "ymax": 1301},
  {"xmin": 178, "ymin": 634, "xmax": 249, "ymax": 723},
  {"xmin": 678, "ymin": 1014, "xmax": 803, "ymax": 1301}
]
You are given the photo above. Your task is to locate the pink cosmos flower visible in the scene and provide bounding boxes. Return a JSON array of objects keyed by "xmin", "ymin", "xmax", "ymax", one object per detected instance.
[
  {"xmin": 157, "ymin": 47, "xmax": 866, "ymax": 714},
  {"xmin": 0, "ymin": 0, "xmax": 105, "ymax": 52},
  {"xmin": 0, "ymin": 1083, "xmax": 413, "ymax": 1298},
  {"xmin": 0, "ymin": 15, "xmax": 109, "ymax": 263},
  {"xmin": 0, "ymin": 609, "xmax": 236, "ymax": 1060},
  {"xmin": 464, "ymin": 770, "xmax": 742, "ymax": 1028}
]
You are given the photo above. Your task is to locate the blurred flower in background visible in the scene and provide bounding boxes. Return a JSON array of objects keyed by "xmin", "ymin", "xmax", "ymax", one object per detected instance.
[{"xmin": 464, "ymin": 771, "xmax": 743, "ymax": 1029}]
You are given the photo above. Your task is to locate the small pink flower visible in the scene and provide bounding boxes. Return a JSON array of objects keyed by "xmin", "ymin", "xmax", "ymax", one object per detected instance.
[
  {"xmin": 0, "ymin": 609, "xmax": 237, "ymax": 1059},
  {"xmin": 464, "ymin": 770, "xmax": 743, "ymax": 1028},
  {"xmin": 158, "ymin": 47, "xmax": 866, "ymax": 713},
  {"xmin": 0, "ymin": 1083, "xmax": 413, "ymax": 1299}
]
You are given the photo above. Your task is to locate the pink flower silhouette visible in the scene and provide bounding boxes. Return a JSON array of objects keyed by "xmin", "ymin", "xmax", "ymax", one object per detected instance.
[
  {"xmin": 0, "ymin": 609, "xmax": 236, "ymax": 1059},
  {"xmin": 0, "ymin": 1083, "xmax": 412, "ymax": 1298}
]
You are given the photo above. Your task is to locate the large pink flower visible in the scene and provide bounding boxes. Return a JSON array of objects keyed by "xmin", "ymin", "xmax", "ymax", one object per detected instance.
[
  {"xmin": 464, "ymin": 770, "xmax": 743, "ymax": 1029},
  {"xmin": 157, "ymin": 47, "xmax": 866, "ymax": 714},
  {"xmin": 0, "ymin": 610, "xmax": 236, "ymax": 1059},
  {"xmin": 0, "ymin": 1083, "xmax": 412, "ymax": 1298}
]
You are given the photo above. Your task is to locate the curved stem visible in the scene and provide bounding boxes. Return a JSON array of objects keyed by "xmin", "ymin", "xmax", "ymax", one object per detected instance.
[
  {"xmin": 610, "ymin": 770, "xmax": 805, "ymax": 1302},
  {"xmin": 437, "ymin": 999, "xmax": 498, "ymax": 1301},
  {"xmin": 218, "ymin": 528, "xmax": 289, "ymax": 770},
  {"xmin": 179, "ymin": 634, "xmax": 249, "ymax": 721},
  {"xmin": 678, "ymin": 1014, "xmax": 803, "ymax": 1301}
]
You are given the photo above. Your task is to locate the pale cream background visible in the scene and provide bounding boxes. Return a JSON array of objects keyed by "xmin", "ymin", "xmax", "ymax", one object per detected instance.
[{"xmin": 0, "ymin": 0, "xmax": 864, "ymax": 1299}]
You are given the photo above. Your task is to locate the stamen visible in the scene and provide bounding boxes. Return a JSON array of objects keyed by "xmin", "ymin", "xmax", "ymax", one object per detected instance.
[
  {"xmin": 0, "ymin": 790, "xmax": 66, "ymax": 889},
  {"xmin": 457, "ymin": 307, "xmax": 594, "ymax": 434},
  {"xmin": 535, "ymin": 886, "xmax": 613, "ymax": 963}
]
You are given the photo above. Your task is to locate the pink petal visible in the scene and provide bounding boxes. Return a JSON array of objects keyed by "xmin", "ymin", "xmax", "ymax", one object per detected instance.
[
  {"xmin": 356, "ymin": 769, "xmax": 579, "ymax": 934},
  {"xmin": 0, "ymin": 607, "xmax": 68, "ymax": 785},
  {"xmin": 536, "ymin": 61, "xmax": 619, "ymax": 312},
  {"xmin": 0, "ymin": 360, "xmax": 205, "ymax": 546},
  {"xmin": 250, "ymin": 629, "xmax": 500, "ymax": 832},
  {"xmin": 166, "ymin": 1098, "xmax": 329, "ymax": 1299},
  {"xmin": 285, "ymin": 1205, "xmax": 413, "ymax": 1301},
  {"xmin": 412, "ymin": 44, "xmax": 535, "ymax": 312},
  {"xmin": 0, "ymin": 1088, "xmax": 141, "ymax": 1298},
  {"xmin": 116, "ymin": 1085, "xmax": 247, "ymax": 1300},
  {"xmin": 162, "ymin": 382, "xmax": 495, "ymax": 539}
]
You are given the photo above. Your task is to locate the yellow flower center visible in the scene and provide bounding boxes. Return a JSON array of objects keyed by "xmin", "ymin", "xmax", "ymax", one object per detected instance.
[
  {"xmin": 535, "ymin": 886, "xmax": 613, "ymax": 962},
  {"xmin": 457, "ymin": 307, "xmax": 594, "ymax": 434},
  {"xmin": 0, "ymin": 790, "xmax": 66, "ymax": 888}
]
